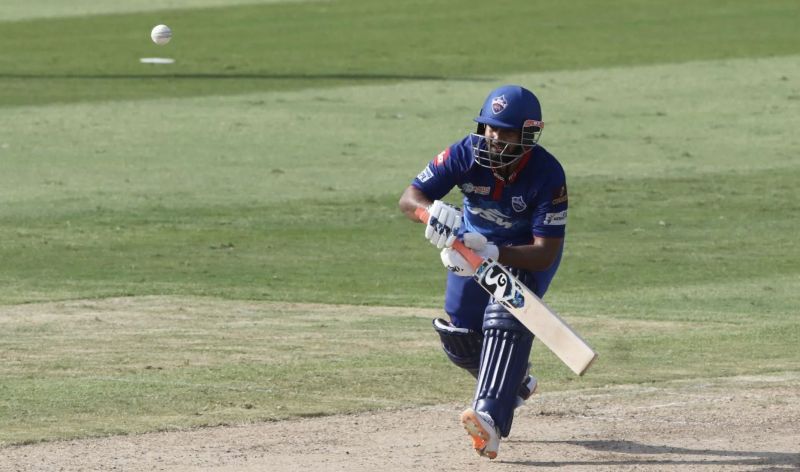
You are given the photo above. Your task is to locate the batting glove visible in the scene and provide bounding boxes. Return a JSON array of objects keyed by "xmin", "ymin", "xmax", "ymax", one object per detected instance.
[
  {"xmin": 440, "ymin": 233, "xmax": 499, "ymax": 276},
  {"xmin": 425, "ymin": 200, "xmax": 462, "ymax": 249}
]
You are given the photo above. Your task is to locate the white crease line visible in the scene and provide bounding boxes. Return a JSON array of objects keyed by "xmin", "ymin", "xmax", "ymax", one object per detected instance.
[{"xmin": 633, "ymin": 402, "xmax": 691, "ymax": 409}]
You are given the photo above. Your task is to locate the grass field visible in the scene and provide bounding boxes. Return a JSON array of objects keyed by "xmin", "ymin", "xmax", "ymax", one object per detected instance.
[{"xmin": 1, "ymin": 0, "xmax": 799, "ymax": 445}]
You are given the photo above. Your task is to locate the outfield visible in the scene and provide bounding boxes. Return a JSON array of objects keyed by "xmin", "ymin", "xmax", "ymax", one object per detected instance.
[{"xmin": 1, "ymin": 0, "xmax": 799, "ymax": 462}]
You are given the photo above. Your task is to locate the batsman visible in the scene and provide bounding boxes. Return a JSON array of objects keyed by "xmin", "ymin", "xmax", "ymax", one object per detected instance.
[{"xmin": 398, "ymin": 85, "xmax": 569, "ymax": 459}]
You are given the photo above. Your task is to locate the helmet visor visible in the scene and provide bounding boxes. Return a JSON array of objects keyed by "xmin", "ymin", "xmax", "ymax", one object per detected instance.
[{"xmin": 469, "ymin": 133, "xmax": 526, "ymax": 170}]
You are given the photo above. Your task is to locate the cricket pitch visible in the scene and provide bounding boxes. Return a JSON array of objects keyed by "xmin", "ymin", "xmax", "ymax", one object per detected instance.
[{"xmin": 0, "ymin": 299, "xmax": 798, "ymax": 471}]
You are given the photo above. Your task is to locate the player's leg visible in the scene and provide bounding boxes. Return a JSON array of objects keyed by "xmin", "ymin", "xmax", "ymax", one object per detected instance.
[
  {"xmin": 475, "ymin": 302, "xmax": 535, "ymax": 437},
  {"xmin": 516, "ymin": 363, "xmax": 538, "ymax": 407},
  {"xmin": 462, "ymin": 297, "xmax": 535, "ymax": 458},
  {"xmin": 503, "ymin": 268, "xmax": 540, "ymax": 406},
  {"xmin": 432, "ymin": 272, "xmax": 490, "ymax": 378}
]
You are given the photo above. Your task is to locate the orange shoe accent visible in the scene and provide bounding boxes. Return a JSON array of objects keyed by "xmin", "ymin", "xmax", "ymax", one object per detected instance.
[{"xmin": 460, "ymin": 409, "xmax": 498, "ymax": 459}]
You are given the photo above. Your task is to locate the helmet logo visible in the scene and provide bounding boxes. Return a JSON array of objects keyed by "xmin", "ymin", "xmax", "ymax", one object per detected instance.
[{"xmin": 491, "ymin": 95, "xmax": 508, "ymax": 115}]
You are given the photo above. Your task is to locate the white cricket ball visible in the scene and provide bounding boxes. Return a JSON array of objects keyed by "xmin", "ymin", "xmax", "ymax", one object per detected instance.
[{"xmin": 150, "ymin": 24, "xmax": 172, "ymax": 45}]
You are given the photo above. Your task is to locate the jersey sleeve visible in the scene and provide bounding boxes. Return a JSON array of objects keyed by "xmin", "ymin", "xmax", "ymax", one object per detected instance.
[
  {"xmin": 410, "ymin": 141, "xmax": 469, "ymax": 201},
  {"xmin": 531, "ymin": 166, "xmax": 568, "ymax": 238}
]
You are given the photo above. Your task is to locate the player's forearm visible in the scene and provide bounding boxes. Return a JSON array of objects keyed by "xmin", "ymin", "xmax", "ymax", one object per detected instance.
[
  {"xmin": 498, "ymin": 240, "xmax": 562, "ymax": 272},
  {"xmin": 398, "ymin": 185, "xmax": 433, "ymax": 222}
]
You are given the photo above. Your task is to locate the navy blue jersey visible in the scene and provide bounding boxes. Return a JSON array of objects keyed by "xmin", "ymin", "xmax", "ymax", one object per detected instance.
[{"xmin": 412, "ymin": 135, "xmax": 568, "ymax": 298}]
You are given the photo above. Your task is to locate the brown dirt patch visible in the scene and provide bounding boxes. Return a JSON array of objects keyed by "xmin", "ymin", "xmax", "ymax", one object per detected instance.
[
  {"xmin": 1, "ymin": 374, "xmax": 797, "ymax": 471},
  {"xmin": 0, "ymin": 298, "xmax": 798, "ymax": 471}
]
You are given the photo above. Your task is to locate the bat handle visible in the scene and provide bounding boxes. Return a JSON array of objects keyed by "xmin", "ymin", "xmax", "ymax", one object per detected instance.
[{"xmin": 414, "ymin": 207, "xmax": 485, "ymax": 271}]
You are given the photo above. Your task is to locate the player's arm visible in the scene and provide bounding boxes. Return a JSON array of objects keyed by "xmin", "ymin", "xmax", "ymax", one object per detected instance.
[
  {"xmin": 400, "ymin": 184, "xmax": 463, "ymax": 249},
  {"xmin": 398, "ymin": 185, "xmax": 433, "ymax": 223},
  {"xmin": 498, "ymin": 237, "xmax": 563, "ymax": 272},
  {"xmin": 400, "ymin": 145, "xmax": 467, "ymax": 248}
]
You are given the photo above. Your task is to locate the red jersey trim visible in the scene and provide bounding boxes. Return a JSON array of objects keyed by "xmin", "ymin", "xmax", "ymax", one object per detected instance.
[
  {"xmin": 491, "ymin": 149, "xmax": 532, "ymax": 200},
  {"xmin": 492, "ymin": 179, "xmax": 504, "ymax": 201},
  {"xmin": 507, "ymin": 150, "xmax": 532, "ymax": 183}
]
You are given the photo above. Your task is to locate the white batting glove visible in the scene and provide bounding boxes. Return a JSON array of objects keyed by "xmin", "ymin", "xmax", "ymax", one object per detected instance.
[
  {"xmin": 425, "ymin": 200, "xmax": 462, "ymax": 249},
  {"xmin": 462, "ymin": 232, "xmax": 499, "ymax": 261},
  {"xmin": 440, "ymin": 247, "xmax": 474, "ymax": 276},
  {"xmin": 439, "ymin": 233, "xmax": 500, "ymax": 276}
]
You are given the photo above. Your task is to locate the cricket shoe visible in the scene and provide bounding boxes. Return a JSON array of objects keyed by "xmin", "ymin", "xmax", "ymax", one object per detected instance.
[
  {"xmin": 460, "ymin": 408, "xmax": 500, "ymax": 459},
  {"xmin": 515, "ymin": 372, "xmax": 539, "ymax": 408}
]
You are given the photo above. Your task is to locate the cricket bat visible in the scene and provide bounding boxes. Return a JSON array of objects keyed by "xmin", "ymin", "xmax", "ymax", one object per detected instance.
[{"xmin": 416, "ymin": 207, "xmax": 597, "ymax": 375}]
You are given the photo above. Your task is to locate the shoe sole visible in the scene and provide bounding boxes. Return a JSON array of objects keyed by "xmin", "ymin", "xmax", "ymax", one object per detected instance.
[{"xmin": 460, "ymin": 409, "xmax": 497, "ymax": 460}]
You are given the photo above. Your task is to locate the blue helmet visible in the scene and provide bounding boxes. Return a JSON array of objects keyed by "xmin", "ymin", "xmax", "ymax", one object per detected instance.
[{"xmin": 470, "ymin": 85, "xmax": 544, "ymax": 169}]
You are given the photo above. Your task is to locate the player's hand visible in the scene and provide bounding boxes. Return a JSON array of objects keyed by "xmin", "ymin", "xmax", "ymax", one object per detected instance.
[
  {"xmin": 462, "ymin": 232, "xmax": 499, "ymax": 260},
  {"xmin": 440, "ymin": 233, "xmax": 499, "ymax": 276},
  {"xmin": 425, "ymin": 200, "xmax": 462, "ymax": 249},
  {"xmin": 440, "ymin": 247, "xmax": 473, "ymax": 276}
]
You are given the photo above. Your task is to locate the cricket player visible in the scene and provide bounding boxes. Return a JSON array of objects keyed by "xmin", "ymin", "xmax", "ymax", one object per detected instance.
[{"xmin": 398, "ymin": 85, "xmax": 568, "ymax": 459}]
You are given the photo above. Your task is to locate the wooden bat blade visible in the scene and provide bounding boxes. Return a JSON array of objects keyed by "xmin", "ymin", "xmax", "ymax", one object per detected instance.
[{"xmin": 475, "ymin": 260, "xmax": 597, "ymax": 375}]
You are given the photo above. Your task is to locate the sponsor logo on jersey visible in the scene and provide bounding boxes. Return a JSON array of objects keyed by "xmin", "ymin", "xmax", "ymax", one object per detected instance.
[
  {"xmin": 468, "ymin": 207, "xmax": 513, "ymax": 229},
  {"xmin": 416, "ymin": 165, "xmax": 434, "ymax": 183},
  {"xmin": 435, "ymin": 148, "xmax": 450, "ymax": 166},
  {"xmin": 551, "ymin": 185, "xmax": 568, "ymax": 205},
  {"xmin": 511, "ymin": 195, "xmax": 527, "ymax": 212},
  {"xmin": 543, "ymin": 210, "xmax": 568, "ymax": 225},
  {"xmin": 491, "ymin": 95, "xmax": 508, "ymax": 114},
  {"xmin": 462, "ymin": 182, "xmax": 491, "ymax": 195}
]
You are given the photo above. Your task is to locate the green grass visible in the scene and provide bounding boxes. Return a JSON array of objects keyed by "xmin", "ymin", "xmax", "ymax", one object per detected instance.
[
  {"xmin": 1, "ymin": 166, "xmax": 798, "ymax": 306},
  {"xmin": 1, "ymin": 296, "xmax": 796, "ymax": 444},
  {"xmin": 1, "ymin": 0, "xmax": 799, "ymax": 106},
  {"xmin": 1, "ymin": 0, "xmax": 799, "ymax": 445},
  {"xmin": 2, "ymin": 0, "xmax": 311, "ymax": 21},
  {"xmin": 0, "ymin": 300, "xmax": 464, "ymax": 443},
  {"xmin": 2, "ymin": 55, "xmax": 798, "ymax": 305}
]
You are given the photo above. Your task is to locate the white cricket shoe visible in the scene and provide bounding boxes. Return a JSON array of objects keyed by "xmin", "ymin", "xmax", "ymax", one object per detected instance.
[
  {"xmin": 515, "ymin": 373, "xmax": 539, "ymax": 408},
  {"xmin": 460, "ymin": 408, "xmax": 500, "ymax": 459}
]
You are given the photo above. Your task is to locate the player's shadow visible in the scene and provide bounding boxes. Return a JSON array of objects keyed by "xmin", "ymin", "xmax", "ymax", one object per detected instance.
[{"xmin": 501, "ymin": 439, "xmax": 800, "ymax": 469}]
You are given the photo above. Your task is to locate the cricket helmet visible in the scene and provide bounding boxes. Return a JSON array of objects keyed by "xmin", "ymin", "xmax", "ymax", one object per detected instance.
[{"xmin": 470, "ymin": 85, "xmax": 544, "ymax": 169}]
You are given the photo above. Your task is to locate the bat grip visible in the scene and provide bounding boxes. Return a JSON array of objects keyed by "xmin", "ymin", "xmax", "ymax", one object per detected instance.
[{"xmin": 414, "ymin": 207, "xmax": 485, "ymax": 270}]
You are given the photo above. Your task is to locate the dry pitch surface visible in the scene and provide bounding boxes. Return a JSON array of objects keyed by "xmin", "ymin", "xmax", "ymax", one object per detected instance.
[{"xmin": 1, "ymin": 300, "xmax": 798, "ymax": 472}]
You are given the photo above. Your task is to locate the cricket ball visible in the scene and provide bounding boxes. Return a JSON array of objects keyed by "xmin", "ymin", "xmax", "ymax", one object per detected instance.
[{"xmin": 150, "ymin": 24, "xmax": 172, "ymax": 45}]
